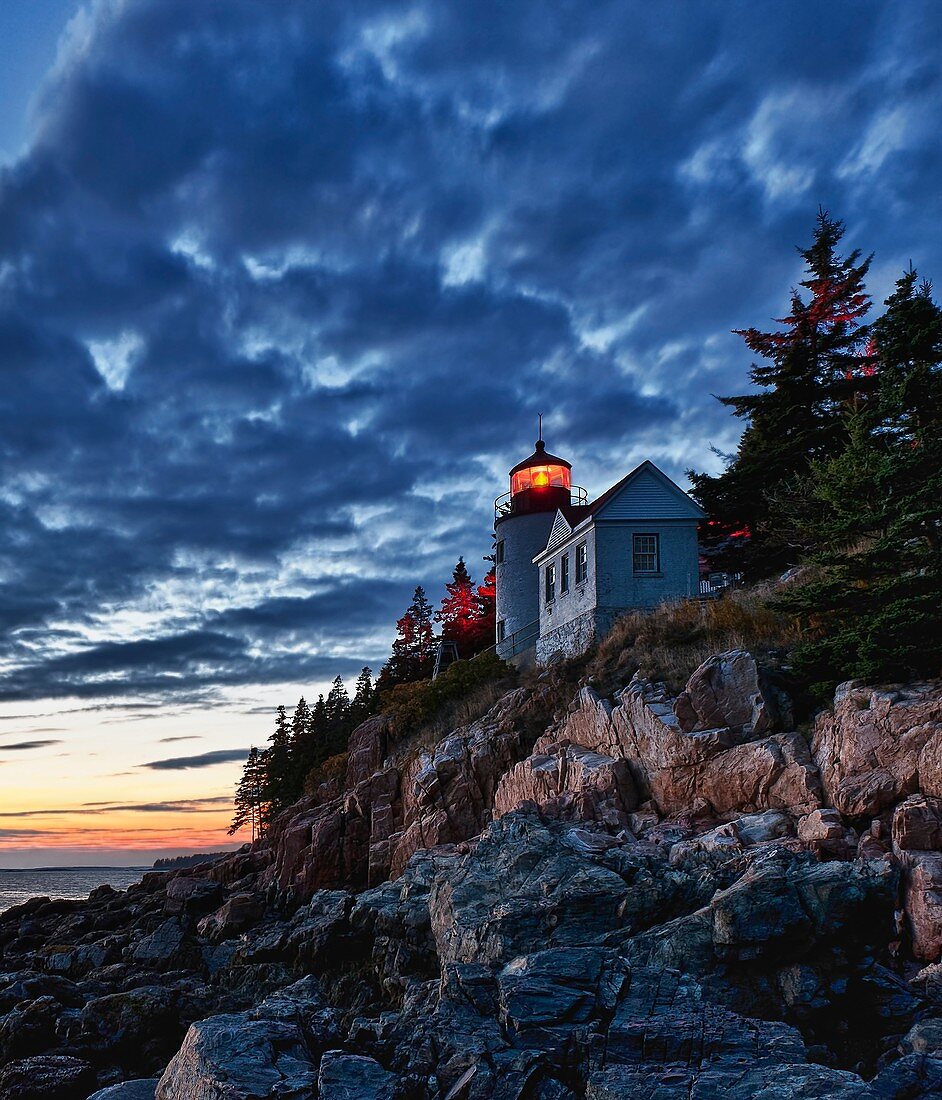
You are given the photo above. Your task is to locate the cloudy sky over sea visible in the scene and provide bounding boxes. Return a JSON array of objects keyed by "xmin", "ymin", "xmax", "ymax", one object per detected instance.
[{"xmin": 1, "ymin": 0, "xmax": 941, "ymax": 864}]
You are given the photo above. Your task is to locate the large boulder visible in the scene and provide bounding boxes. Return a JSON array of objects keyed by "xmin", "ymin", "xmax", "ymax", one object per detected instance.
[
  {"xmin": 426, "ymin": 811, "xmax": 707, "ymax": 967},
  {"xmin": 164, "ymin": 876, "xmax": 223, "ymax": 916},
  {"xmin": 812, "ymin": 680, "xmax": 942, "ymax": 816},
  {"xmin": 586, "ymin": 965, "xmax": 871, "ymax": 1099},
  {"xmin": 626, "ymin": 853, "xmax": 898, "ymax": 975},
  {"xmin": 493, "ymin": 742, "xmax": 637, "ymax": 825},
  {"xmin": 197, "ymin": 893, "xmax": 265, "ymax": 941},
  {"xmin": 0, "ymin": 995, "xmax": 60, "ymax": 1061},
  {"xmin": 674, "ymin": 649, "xmax": 786, "ymax": 735},
  {"xmin": 316, "ymin": 1051, "xmax": 396, "ymax": 1099},
  {"xmin": 131, "ymin": 918, "xmax": 186, "ymax": 966},
  {"xmin": 155, "ymin": 1013, "xmax": 317, "ymax": 1099}
]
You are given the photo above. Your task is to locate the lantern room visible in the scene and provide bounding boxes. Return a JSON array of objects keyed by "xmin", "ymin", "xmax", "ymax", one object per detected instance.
[{"xmin": 496, "ymin": 439, "xmax": 580, "ymax": 520}]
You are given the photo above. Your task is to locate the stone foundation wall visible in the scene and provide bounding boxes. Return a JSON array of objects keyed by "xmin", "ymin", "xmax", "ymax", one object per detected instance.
[{"xmin": 537, "ymin": 609, "xmax": 621, "ymax": 662}]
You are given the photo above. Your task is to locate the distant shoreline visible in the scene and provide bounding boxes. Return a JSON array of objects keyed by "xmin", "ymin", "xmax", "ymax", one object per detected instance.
[
  {"xmin": 0, "ymin": 849, "xmax": 237, "ymax": 873},
  {"xmin": 0, "ymin": 864, "xmax": 151, "ymax": 873}
]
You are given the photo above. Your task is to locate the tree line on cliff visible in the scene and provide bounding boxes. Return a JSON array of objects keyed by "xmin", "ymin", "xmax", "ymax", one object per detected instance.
[
  {"xmin": 229, "ymin": 558, "xmax": 496, "ymax": 837},
  {"xmin": 691, "ymin": 209, "xmax": 942, "ymax": 695}
]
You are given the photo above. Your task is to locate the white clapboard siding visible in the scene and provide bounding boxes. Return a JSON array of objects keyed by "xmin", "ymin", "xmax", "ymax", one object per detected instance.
[{"xmin": 544, "ymin": 510, "xmax": 573, "ymax": 552}]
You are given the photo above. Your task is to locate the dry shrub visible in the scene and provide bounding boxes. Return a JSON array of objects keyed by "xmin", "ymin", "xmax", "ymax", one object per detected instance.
[
  {"xmin": 387, "ymin": 678, "xmax": 513, "ymax": 767},
  {"xmin": 381, "ymin": 651, "xmax": 516, "ymax": 767},
  {"xmin": 587, "ymin": 587, "xmax": 799, "ymax": 697},
  {"xmin": 303, "ymin": 751, "xmax": 348, "ymax": 794}
]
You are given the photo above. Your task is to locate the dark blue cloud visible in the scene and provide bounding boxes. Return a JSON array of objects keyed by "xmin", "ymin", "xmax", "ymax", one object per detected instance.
[
  {"xmin": 1, "ymin": 0, "xmax": 941, "ymax": 703},
  {"xmin": 140, "ymin": 749, "xmax": 252, "ymax": 771}
]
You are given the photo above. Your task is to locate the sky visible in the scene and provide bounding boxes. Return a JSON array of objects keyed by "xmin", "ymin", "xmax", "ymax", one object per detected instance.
[{"xmin": 1, "ymin": 0, "xmax": 941, "ymax": 866}]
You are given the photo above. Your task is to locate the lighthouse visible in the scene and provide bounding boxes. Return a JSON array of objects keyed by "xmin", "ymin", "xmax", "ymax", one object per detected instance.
[
  {"xmin": 494, "ymin": 435, "xmax": 586, "ymax": 658},
  {"xmin": 493, "ymin": 431, "xmax": 706, "ymax": 664}
]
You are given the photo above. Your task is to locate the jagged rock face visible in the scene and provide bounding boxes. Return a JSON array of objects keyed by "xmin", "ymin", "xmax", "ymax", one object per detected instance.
[
  {"xmin": 427, "ymin": 815, "xmax": 671, "ymax": 966},
  {"xmin": 339, "ymin": 811, "xmax": 922, "ymax": 1097},
  {"xmin": 9, "ymin": 657, "xmax": 942, "ymax": 1097},
  {"xmin": 261, "ymin": 685, "xmax": 555, "ymax": 897},
  {"xmin": 893, "ymin": 795, "xmax": 942, "ymax": 962},
  {"xmin": 492, "ymin": 742, "xmax": 637, "ymax": 825},
  {"xmin": 812, "ymin": 680, "xmax": 942, "ymax": 816},
  {"xmin": 557, "ymin": 674, "xmax": 822, "ymax": 817}
]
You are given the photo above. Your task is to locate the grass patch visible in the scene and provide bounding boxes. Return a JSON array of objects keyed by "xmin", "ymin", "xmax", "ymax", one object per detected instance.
[{"xmin": 586, "ymin": 587, "xmax": 799, "ymax": 697}]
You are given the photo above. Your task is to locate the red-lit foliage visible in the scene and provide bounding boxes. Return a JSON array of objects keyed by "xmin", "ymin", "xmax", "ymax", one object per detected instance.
[{"xmin": 437, "ymin": 557, "xmax": 495, "ymax": 658}]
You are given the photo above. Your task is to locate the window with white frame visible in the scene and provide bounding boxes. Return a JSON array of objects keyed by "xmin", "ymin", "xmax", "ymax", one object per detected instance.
[
  {"xmin": 575, "ymin": 541, "xmax": 588, "ymax": 584},
  {"xmin": 632, "ymin": 533, "xmax": 660, "ymax": 573},
  {"xmin": 495, "ymin": 540, "xmax": 505, "ymax": 564},
  {"xmin": 497, "ymin": 619, "xmax": 505, "ymax": 643},
  {"xmin": 545, "ymin": 563, "xmax": 556, "ymax": 603},
  {"xmin": 560, "ymin": 553, "xmax": 569, "ymax": 593}
]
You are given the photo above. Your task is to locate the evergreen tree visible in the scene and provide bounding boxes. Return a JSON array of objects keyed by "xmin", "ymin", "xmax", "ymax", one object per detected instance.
[
  {"xmin": 436, "ymin": 557, "xmax": 481, "ymax": 657},
  {"xmin": 475, "ymin": 565, "xmax": 497, "ymax": 652},
  {"xmin": 778, "ymin": 266, "xmax": 942, "ymax": 693},
  {"xmin": 283, "ymin": 696, "xmax": 312, "ymax": 801},
  {"xmin": 378, "ymin": 586, "xmax": 437, "ymax": 688},
  {"xmin": 228, "ymin": 746, "xmax": 265, "ymax": 840},
  {"xmin": 690, "ymin": 210, "xmax": 873, "ymax": 577},
  {"xmin": 262, "ymin": 705, "xmax": 293, "ymax": 819},
  {"xmin": 351, "ymin": 667, "xmax": 376, "ymax": 724},
  {"xmin": 299, "ymin": 694, "xmax": 327, "ymax": 774},
  {"xmin": 324, "ymin": 675, "xmax": 351, "ymax": 756}
]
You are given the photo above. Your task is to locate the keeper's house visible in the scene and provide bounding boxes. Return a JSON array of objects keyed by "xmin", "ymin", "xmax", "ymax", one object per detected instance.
[{"xmin": 494, "ymin": 437, "xmax": 705, "ymax": 663}]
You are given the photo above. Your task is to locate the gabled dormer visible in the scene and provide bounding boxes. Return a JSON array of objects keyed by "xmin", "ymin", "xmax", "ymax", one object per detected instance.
[{"xmin": 544, "ymin": 509, "xmax": 573, "ymax": 553}]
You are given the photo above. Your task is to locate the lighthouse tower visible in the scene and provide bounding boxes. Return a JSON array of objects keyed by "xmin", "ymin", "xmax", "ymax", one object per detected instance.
[{"xmin": 494, "ymin": 435, "xmax": 584, "ymax": 658}]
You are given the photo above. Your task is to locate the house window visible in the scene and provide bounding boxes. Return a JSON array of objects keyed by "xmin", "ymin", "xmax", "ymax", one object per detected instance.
[
  {"xmin": 496, "ymin": 619, "xmax": 506, "ymax": 643},
  {"xmin": 575, "ymin": 542, "xmax": 588, "ymax": 584},
  {"xmin": 633, "ymin": 533, "xmax": 660, "ymax": 574},
  {"xmin": 495, "ymin": 540, "xmax": 505, "ymax": 564},
  {"xmin": 545, "ymin": 564, "xmax": 556, "ymax": 603},
  {"xmin": 560, "ymin": 553, "xmax": 569, "ymax": 594}
]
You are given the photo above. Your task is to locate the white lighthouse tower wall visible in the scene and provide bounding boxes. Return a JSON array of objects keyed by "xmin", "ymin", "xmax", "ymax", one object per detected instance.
[{"xmin": 494, "ymin": 511, "xmax": 556, "ymax": 657}]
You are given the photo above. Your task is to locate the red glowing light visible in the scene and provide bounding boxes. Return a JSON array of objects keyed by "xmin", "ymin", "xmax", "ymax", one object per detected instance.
[{"xmin": 511, "ymin": 464, "xmax": 570, "ymax": 495}]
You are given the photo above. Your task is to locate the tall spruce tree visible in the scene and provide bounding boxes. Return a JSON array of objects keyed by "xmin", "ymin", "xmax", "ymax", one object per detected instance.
[
  {"xmin": 228, "ymin": 746, "xmax": 265, "ymax": 840},
  {"xmin": 378, "ymin": 586, "xmax": 437, "ymax": 687},
  {"xmin": 351, "ymin": 667, "xmax": 375, "ymax": 724},
  {"xmin": 283, "ymin": 696, "xmax": 312, "ymax": 801},
  {"xmin": 324, "ymin": 675, "xmax": 351, "ymax": 756},
  {"xmin": 778, "ymin": 266, "xmax": 942, "ymax": 693},
  {"xmin": 690, "ymin": 210, "xmax": 873, "ymax": 577},
  {"xmin": 262, "ymin": 705, "xmax": 293, "ymax": 818}
]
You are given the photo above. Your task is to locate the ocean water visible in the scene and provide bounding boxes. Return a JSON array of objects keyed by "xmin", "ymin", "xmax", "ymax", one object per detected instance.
[{"xmin": 0, "ymin": 866, "xmax": 148, "ymax": 913}]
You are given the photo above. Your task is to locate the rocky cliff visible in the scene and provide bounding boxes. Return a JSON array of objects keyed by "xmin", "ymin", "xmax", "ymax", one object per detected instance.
[{"xmin": 3, "ymin": 652, "xmax": 942, "ymax": 1098}]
